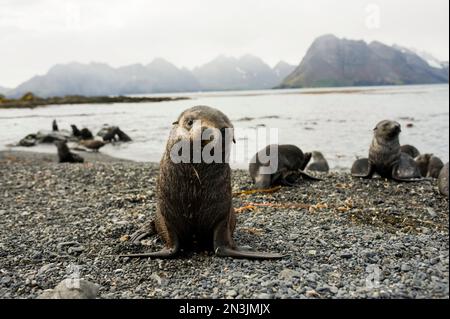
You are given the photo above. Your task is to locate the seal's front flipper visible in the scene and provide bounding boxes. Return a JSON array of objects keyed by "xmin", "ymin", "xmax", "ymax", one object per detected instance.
[
  {"xmin": 120, "ymin": 232, "xmax": 180, "ymax": 259},
  {"xmin": 129, "ymin": 220, "xmax": 157, "ymax": 244},
  {"xmin": 215, "ymin": 246, "xmax": 285, "ymax": 260},
  {"xmin": 351, "ymin": 158, "xmax": 374, "ymax": 178},
  {"xmin": 392, "ymin": 154, "xmax": 423, "ymax": 182},
  {"xmin": 213, "ymin": 219, "xmax": 284, "ymax": 260},
  {"xmin": 298, "ymin": 170, "xmax": 322, "ymax": 181},
  {"xmin": 301, "ymin": 152, "xmax": 312, "ymax": 170}
]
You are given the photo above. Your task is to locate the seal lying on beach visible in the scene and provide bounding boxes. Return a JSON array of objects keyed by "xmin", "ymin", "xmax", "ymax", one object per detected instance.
[
  {"xmin": 80, "ymin": 128, "xmax": 94, "ymax": 140},
  {"xmin": 249, "ymin": 144, "xmax": 320, "ymax": 189},
  {"xmin": 415, "ymin": 154, "xmax": 444, "ymax": 178},
  {"xmin": 122, "ymin": 106, "xmax": 284, "ymax": 259},
  {"xmin": 351, "ymin": 120, "xmax": 422, "ymax": 182},
  {"xmin": 79, "ymin": 139, "xmax": 105, "ymax": 152},
  {"xmin": 55, "ymin": 141, "xmax": 84, "ymax": 163},
  {"xmin": 438, "ymin": 162, "xmax": 449, "ymax": 198},
  {"xmin": 306, "ymin": 151, "xmax": 330, "ymax": 173},
  {"xmin": 400, "ymin": 144, "xmax": 420, "ymax": 158}
]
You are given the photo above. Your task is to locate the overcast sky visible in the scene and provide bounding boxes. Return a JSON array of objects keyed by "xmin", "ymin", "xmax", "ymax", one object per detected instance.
[{"xmin": 0, "ymin": 0, "xmax": 448, "ymax": 87}]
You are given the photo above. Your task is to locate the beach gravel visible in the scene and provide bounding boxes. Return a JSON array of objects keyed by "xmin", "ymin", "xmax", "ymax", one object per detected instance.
[{"xmin": 0, "ymin": 151, "xmax": 448, "ymax": 299}]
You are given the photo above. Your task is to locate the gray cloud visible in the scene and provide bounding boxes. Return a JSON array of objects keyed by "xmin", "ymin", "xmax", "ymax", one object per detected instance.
[{"xmin": 0, "ymin": 0, "xmax": 448, "ymax": 87}]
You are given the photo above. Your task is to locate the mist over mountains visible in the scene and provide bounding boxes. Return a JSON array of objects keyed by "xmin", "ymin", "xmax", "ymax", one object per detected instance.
[
  {"xmin": 6, "ymin": 56, "xmax": 295, "ymax": 98},
  {"xmin": 4, "ymin": 34, "xmax": 448, "ymax": 98}
]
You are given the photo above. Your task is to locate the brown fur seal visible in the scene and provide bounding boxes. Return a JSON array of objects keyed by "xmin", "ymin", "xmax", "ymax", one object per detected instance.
[
  {"xmin": 52, "ymin": 119, "xmax": 59, "ymax": 132},
  {"xmin": 71, "ymin": 125, "xmax": 81, "ymax": 137},
  {"xmin": 122, "ymin": 106, "xmax": 284, "ymax": 259},
  {"xmin": 438, "ymin": 162, "xmax": 449, "ymax": 198},
  {"xmin": 351, "ymin": 120, "xmax": 422, "ymax": 182},
  {"xmin": 249, "ymin": 144, "xmax": 320, "ymax": 189},
  {"xmin": 415, "ymin": 154, "xmax": 444, "ymax": 178},
  {"xmin": 400, "ymin": 144, "xmax": 420, "ymax": 158},
  {"xmin": 55, "ymin": 141, "xmax": 84, "ymax": 163},
  {"xmin": 80, "ymin": 139, "xmax": 105, "ymax": 152},
  {"xmin": 351, "ymin": 158, "xmax": 370, "ymax": 176},
  {"xmin": 80, "ymin": 128, "xmax": 94, "ymax": 140},
  {"xmin": 306, "ymin": 151, "xmax": 329, "ymax": 173}
]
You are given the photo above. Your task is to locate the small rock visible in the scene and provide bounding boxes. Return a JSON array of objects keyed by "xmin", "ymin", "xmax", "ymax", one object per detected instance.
[
  {"xmin": 308, "ymin": 250, "xmax": 317, "ymax": 256},
  {"xmin": 340, "ymin": 252, "xmax": 353, "ymax": 259},
  {"xmin": 37, "ymin": 279, "xmax": 100, "ymax": 299},
  {"xmin": 37, "ymin": 263, "xmax": 57, "ymax": 277},
  {"xmin": 226, "ymin": 290, "xmax": 238, "ymax": 297},
  {"xmin": 0, "ymin": 276, "xmax": 12, "ymax": 285},
  {"xmin": 278, "ymin": 269, "xmax": 302, "ymax": 281},
  {"xmin": 426, "ymin": 208, "xmax": 437, "ymax": 218},
  {"xmin": 401, "ymin": 264, "xmax": 411, "ymax": 272},
  {"xmin": 256, "ymin": 293, "xmax": 273, "ymax": 299},
  {"xmin": 305, "ymin": 290, "xmax": 320, "ymax": 298}
]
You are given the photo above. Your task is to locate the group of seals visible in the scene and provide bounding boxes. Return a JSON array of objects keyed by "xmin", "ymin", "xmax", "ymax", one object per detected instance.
[
  {"xmin": 98, "ymin": 126, "xmax": 132, "ymax": 143},
  {"xmin": 122, "ymin": 106, "xmax": 284, "ymax": 260},
  {"xmin": 249, "ymin": 145, "xmax": 320, "ymax": 189},
  {"xmin": 415, "ymin": 154, "xmax": 444, "ymax": 178},
  {"xmin": 351, "ymin": 120, "xmax": 422, "ymax": 182},
  {"xmin": 123, "ymin": 110, "xmax": 448, "ymax": 261}
]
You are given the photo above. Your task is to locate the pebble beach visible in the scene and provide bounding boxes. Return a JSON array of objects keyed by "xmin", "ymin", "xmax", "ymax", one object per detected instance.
[{"xmin": 0, "ymin": 150, "xmax": 448, "ymax": 299}]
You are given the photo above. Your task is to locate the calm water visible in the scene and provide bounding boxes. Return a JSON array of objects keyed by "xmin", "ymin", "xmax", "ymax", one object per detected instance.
[{"xmin": 0, "ymin": 84, "xmax": 448, "ymax": 169}]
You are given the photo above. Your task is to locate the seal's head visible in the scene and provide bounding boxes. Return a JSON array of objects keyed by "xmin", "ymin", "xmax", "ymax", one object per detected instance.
[
  {"xmin": 172, "ymin": 105, "xmax": 235, "ymax": 147},
  {"xmin": 169, "ymin": 106, "xmax": 235, "ymax": 164},
  {"xmin": 374, "ymin": 120, "xmax": 401, "ymax": 141}
]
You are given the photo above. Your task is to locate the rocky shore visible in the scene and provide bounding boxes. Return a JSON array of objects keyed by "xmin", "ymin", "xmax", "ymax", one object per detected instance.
[
  {"xmin": 0, "ymin": 151, "xmax": 448, "ymax": 299},
  {"xmin": 0, "ymin": 93, "xmax": 188, "ymax": 109}
]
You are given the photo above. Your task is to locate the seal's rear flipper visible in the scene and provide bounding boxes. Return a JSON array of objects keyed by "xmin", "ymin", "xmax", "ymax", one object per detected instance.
[
  {"xmin": 215, "ymin": 246, "xmax": 285, "ymax": 260},
  {"xmin": 119, "ymin": 247, "xmax": 179, "ymax": 259},
  {"xmin": 129, "ymin": 220, "xmax": 157, "ymax": 244}
]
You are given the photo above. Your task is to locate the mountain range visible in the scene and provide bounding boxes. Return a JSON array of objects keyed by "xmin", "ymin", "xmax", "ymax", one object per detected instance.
[
  {"xmin": 4, "ymin": 34, "xmax": 448, "ymax": 98},
  {"xmin": 280, "ymin": 34, "xmax": 448, "ymax": 88},
  {"xmin": 0, "ymin": 86, "xmax": 10, "ymax": 95},
  {"xmin": 6, "ymin": 56, "xmax": 295, "ymax": 98}
]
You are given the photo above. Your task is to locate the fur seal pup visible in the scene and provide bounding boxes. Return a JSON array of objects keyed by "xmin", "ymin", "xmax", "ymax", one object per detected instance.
[
  {"xmin": 351, "ymin": 120, "xmax": 422, "ymax": 182},
  {"xmin": 80, "ymin": 139, "xmax": 105, "ymax": 152},
  {"xmin": 80, "ymin": 128, "xmax": 94, "ymax": 140},
  {"xmin": 55, "ymin": 141, "xmax": 84, "ymax": 163},
  {"xmin": 71, "ymin": 125, "xmax": 81, "ymax": 137},
  {"xmin": 351, "ymin": 158, "xmax": 370, "ymax": 176},
  {"xmin": 121, "ymin": 106, "xmax": 284, "ymax": 260},
  {"xmin": 52, "ymin": 120, "xmax": 59, "ymax": 132},
  {"xmin": 438, "ymin": 162, "xmax": 449, "ymax": 198},
  {"xmin": 249, "ymin": 144, "xmax": 320, "ymax": 189},
  {"xmin": 306, "ymin": 151, "xmax": 330, "ymax": 173},
  {"xmin": 415, "ymin": 154, "xmax": 444, "ymax": 178},
  {"xmin": 400, "ymin": 144, "xmax": 420, "ymax": 158}
]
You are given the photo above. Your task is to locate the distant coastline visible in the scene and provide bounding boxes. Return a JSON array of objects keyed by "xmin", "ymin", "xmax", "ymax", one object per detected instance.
[{"xmin": 0, "ymin": 93, "xmax": 189, "ymax": 109}]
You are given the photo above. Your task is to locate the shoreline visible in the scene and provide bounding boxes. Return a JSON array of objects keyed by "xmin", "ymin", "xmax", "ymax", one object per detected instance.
[
  {"xmin": 0, "ymin": 149, "xmax": 448, "ymax": 299},
  {"xmin": 0, "ymin": 95, "xmax": 189, "ymax": 109}
]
